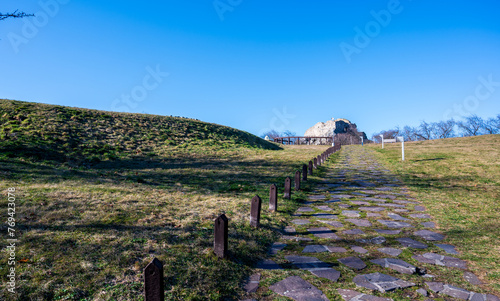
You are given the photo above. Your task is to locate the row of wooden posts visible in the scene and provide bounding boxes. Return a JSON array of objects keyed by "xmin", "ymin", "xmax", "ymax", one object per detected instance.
[{"xmin": 143, "ymin": 144, "xmax": 342, "ymax": 301}]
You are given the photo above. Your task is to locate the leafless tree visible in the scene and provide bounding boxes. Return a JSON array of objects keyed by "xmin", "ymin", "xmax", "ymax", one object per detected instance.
[
  {"xmin": 0, "ymin": 10, "xmax": 34, "ymax": 21},
  {"xmin": 433, "ymin": 119, "xmax": 456, "ymax": 139},
  {"xmin": 483, "ymin": 115, "xmax": 500, "ymax": 134},
  {"xmin": 416, "ymin": 121, "xmax": 435, "ymax": 140},
  {"xmin": 457, "ymin": 115, "xmax": 484, "ymax": 136},
  {"xmin": 402, "ymin": 126, "xmax": 419, "ymax": 141},
  {"xmin": 282, "ymin": 130, "xmax": 296, "ymax": 137},
  {"xmin": 260, "ymin": 130, "xmax": 281, "ymax": 139}
]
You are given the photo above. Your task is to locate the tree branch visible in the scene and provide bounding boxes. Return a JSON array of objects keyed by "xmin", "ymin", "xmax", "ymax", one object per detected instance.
[{"xmin": 0, "ymin": 10, "xmax": 34, "ymax": 21}]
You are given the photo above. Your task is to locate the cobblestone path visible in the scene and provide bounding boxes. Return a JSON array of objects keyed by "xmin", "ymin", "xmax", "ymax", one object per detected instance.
[{"xmin": 242, "ymin": 147, "xmax": 499, "ymax": 301}]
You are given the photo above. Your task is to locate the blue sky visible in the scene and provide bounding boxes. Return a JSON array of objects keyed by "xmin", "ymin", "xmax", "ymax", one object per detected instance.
[{"xmin": 1, "ymin": 0, "xmax": 500, "ymax": 138}]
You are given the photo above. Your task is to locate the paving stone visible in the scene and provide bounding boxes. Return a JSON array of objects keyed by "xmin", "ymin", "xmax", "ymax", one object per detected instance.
[
  {"xmin": 312, "ymin": 213, "xmax": 338, "ymax": 219},
  {"xmin": 377, "ymin": 194, "xmax": 397, "ymax": 200},
  {"xmin": 344, "ymin": 229, "xmax": 365, "ymax": 235},
  {"xmin": 351, "ymin": 193, "xmax": 368, "ymax": 197},
  {"xmin": 367, "ymin": 213, "xmax": 382, "ymax": 217},
  {"xmin": 360, "ymin": 206, "xmax": 386, "ymax": 212},
  {"xmin": 292, "ymin": 219, "xmax": 311, "ymax": 225},
  {"xmin": 377, "ymin": 248, "xmax": 402, "ymax": 257},
  {"xmin": 376, "ymin": 187, "xmax": 394, "ymax": 191},
  {"xmin": 414, "ymin": 205, "xmax": 426, "ymax": 211},
  {"xmin": 413, "ymin": 253, "xmax": 467, "ymax": 269},
  {"xmin": 339, "ymin": 204, "xmax": 352, "ymax": 209},
  {"xmin": 421, "ymin": 222, "xmax": 436, "ymax": 228},
  {"xmin": 377, "ymin": 220, "xmax": 413, "ymax": 228},
  {"xmin": 393, "ymin": 200, "xmax": 418, "ymax": 204},
  {"xmin": 285, "ymin": 255, "xmax": 341, "ymax": 282},
  {"xmin": 303, "ymin": 245, "xmax": 329, "ymax": 253},
  {"xmin": 426, "ymin": 281, "xmax": 444, "ymax": 292},
  {"xmin": 284, "ymin": 226, "xmax": 296, "ymax": 234},
  {"xmin": 360, "ymin": 190, "xmax": 378, "ymax": 194},
  {"xmin": 353, "ymin": 273, "xmax": 415, "ymax": 292},
  {"xmin": 410, "ymin": 213, "xmax": 431, "ymax": 219},
  {"xmin": 308, "ymin": 227, "xmax": 340, "ymax": 240},
  {"xmin": 282, "ymin": 235, "xmax": 314, "ymax": 241},
  {"xmin": 357, "ymin": 236, "xmax": 386, "ymax": 245},
  {"xmin": 351, "ymin": 201, "xmax": 370, "ymax": 206},
  {"xmin": 416, "ymin": 288, "xmax": 428, "ymax": 296},
  {"xmin": 342, "ymin": 210, "xmax": 361, "ymax": 217},
  {"xmin": 441, "ymin": 284, "xmax": 471, "ymax": 300},
  {"xmin": 396, "ymin": 237, "xmax": 428, "ymax": 249},
  {"xmin": 308, "ymin": 195, "xmax": 326, "ymax": 200},
  {"xmin": 334, "ymin": 194, "xmax": 355, "ymax": 199},
  {"xmin": 269, "ymin": 276, "xmax": 329, "ymax": 301},
  {"xmin": 325, "ymin": 199, "xmax": 341, "ymax": 203},
  {"xmin": 243, "ymin": 273, "xmax": 260, "ymax": 293},
  {"xmin": 297, "ymin": 207, "xmax": 315, "ymax": 212},
  {"xmin": 469, "ymin": 293, "xmax": 500, "ymax": 301},
  {"xmin": 364, "ymin": 197, "xmax": 386, "ymax": 202},
  {"xmin": 394, "ymin": 209, "xmax": 409, "ymax": 213},
  {"xmin": 370, "ymin": 258, "xmax": 417, "ymax": 274},
  {"xmin": 346, "ymin": 219, "xmax": 372, "ymax": 227},
  {"xmin": 270, "ymin": 243, "xmax": 287, "ymax": 255},
  {"xmin": 387, "ymin": 213, "xmax": 410, "ymax": 221},
  {"xmin": 316, "ymin": 205, "xmax": 333, "ymax": 211},
  {"xmin": 463, "ymin": 271, "xmax": 482, "ymax": 285},
  {"xmin": 256, "ymin": 259, "xmax": 282, "ymax": 270},
  {"xmin": 351, "ymin": 246, "xmax": 369, "ymax": 254},
  {"xmin": 338, "ymin": 256, "xmax": 367, "ymax": 270},
  {"xmin": 414, "ymin": 230, "xmax": 445, "ymax": 241},
  {"xmin": 337, "ymin": 289, "xmax": 393, "ymax": 301},
  {"xmin": 319, "ymin": 220, "xmax": 344, "ymax": 227},
  {"xmin": 380, "ymin": 203, "xmax": 406, "ymax": 208},
  {"xmin": 326, "ymin": 246, "xmax": 348, "ymax": 253}
]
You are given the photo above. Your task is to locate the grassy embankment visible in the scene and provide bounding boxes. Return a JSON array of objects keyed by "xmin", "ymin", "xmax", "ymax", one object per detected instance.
[
  {"xmin": 367, "ymin": 135, "xmax": 500, "ymax": 296},
  {"xmin": 0, "ymin": 99, "xmax": 329, "ymax": 300}
]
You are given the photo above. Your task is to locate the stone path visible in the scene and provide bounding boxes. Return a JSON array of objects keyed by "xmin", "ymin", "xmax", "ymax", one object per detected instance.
[{"xmin": 242, "ymin": 147, "xmax": 498, "ymax": 301}]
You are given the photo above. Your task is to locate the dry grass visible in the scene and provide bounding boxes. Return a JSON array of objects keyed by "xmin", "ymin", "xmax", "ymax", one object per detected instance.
[{"xmin": 0, "ymin": 143, "xmax": 329, "ymax": 300}]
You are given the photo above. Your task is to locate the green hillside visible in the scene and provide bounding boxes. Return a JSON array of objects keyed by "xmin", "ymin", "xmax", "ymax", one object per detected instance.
[{"xmin": 0, "ymin": 99, "xmax": 279, "ymax": 164}]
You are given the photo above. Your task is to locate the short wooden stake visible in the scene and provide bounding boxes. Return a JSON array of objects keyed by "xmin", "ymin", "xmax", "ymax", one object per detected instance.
[{"xmin": 144, "ymin": 258, "xmax": 165, "ymax": 301}]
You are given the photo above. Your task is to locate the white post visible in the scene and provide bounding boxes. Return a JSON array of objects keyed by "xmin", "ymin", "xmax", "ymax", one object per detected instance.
[
  {"xmin": 397, "ymin": 136, "xmax": 405, "ymax": 161},
  {"xmin": 380, "ymin": 135, "xmax": 384, "ymax": 149},
  {"xmin": 360, "ymin": 136, "xmax": 363, "ymax": 146}
]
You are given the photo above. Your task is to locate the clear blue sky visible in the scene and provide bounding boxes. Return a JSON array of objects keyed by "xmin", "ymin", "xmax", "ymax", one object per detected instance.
[{"xmin": 2, "ymin": 0, "xmax": 500, "ymax": 138}]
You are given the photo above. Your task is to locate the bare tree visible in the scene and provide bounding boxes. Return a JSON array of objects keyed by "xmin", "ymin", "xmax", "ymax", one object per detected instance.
[
  {"xmin": 260, "ymin": 130, "xmax": 281, "ymax": 140},
  {"xmin": 483, "ymin": 115, "xmax": 500, "ymax": 134},
  {"xmin": 402, "ymin": 126, "xmax": 419, "ymax": 141},
  {"xmin": 457, "ymin": 115, "xmax": 484, "ymax": 136},
  {"xmin": 416, "ymin": 121, "xmax": 435, "ymax": 140},
  {"xmin": 433, "ymin": 119, "xmax": 456, "ymax": 139},
  {"xmin": 0, "ymin": 10, "xmax": 34, "ymax": 21},
  {"xmin": 282, "ymin": 130, "xmax": 296, "ymax": 137}
]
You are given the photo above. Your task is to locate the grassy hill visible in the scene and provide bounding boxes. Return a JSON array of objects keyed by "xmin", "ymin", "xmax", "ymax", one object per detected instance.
[
  {"xmin": 0, "ymin": 99, "xmax": 328, "ymax": 300},
  {"xmin": 368, "ymin": 135, "xmax": 500, "ymax": 296},
  {"xmin": 0, "ymin": 99, "xmax": 280, "ymax": 165}
]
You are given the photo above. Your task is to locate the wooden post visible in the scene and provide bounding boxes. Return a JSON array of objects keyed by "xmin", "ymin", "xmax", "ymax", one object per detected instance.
[
  {"xmin": 295, "ymin": 171, "xmax": 301, "ymax": 191},
  {"xmin": 313, "ymin": 157, "xmax": 318, "ymax": 168},
  {"xmin": 284, "ymin": 177, "xmax": 291, "ymax": 199},
  {"xmin": 302, "ymin": 164, "xmax": 307, "ymax": 181},
  {"xmin": 214, "ymin": 214, "xmax": 228, "ymax": 258},
  {"xmin": 308, "ymin": 161, "xmax": 313, "ymax": 176},
  {"xmin": 250, "ymin": 195, "xmax": 262, "ymax": 227},
  {"xmin": 144, "ymin": 258, "xmax": 165, "ymax": 301},
  {"xmin": 269, "ymin": 184, "xmax": 278, "ymax": 212}
]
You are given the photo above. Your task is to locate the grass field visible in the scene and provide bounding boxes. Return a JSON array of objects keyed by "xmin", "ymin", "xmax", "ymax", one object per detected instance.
[
  {"xmin": 0, "ymin": 99, "xmax": 330, "ymax": 300},
  {"xmin": 367, "ymin": 135, "xmax": 500, "ymax": 297}
]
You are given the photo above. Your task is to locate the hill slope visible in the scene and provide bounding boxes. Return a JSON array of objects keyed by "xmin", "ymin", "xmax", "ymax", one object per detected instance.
[{"xmin": 0, "ymin": 99, "xmax": 279, "ymax": 164}]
